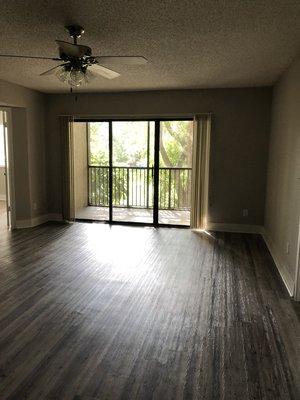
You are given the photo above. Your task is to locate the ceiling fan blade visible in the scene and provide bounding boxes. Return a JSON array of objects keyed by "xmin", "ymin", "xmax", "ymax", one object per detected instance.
[
  {"xmin": 39, "ymin": 64, "xmax": 67, "ymax": 76},
  {"xmin": 56, "ymin": 40, "xmax": 91, "ymax": 58},
  {"xmin": 94, "ymin": 56, "xmax": 147, "ymax": 65},
  {"xmin": 89, "ymin": 64, "xmax": 120, "ymax": 79},
  {"xmin": 0, "ymin": 54, "xmax": 60, "ymax": 60}
]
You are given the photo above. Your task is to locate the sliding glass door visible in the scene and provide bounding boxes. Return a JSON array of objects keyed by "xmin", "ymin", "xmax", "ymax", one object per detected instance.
[
  {"xmin": 112, "ymin": 121, "xmax": 155, "ymax": 223},
  {"xmin": 73, "ymin": 121, "xmax": 110, "ymax": 221},
  {"xmin": 73, "ymin": 119, "xmax": 192, "ymax": 226},
  {"xmin": 158, "ymin": 120, "xmax": 193, "ymax": 226},
  {"xmin": 87, "ymin": 122, "xmax": 110, "ymax": 221}
]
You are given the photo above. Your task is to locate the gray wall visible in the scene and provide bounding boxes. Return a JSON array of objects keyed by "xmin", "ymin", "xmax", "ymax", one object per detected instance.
[
  {"xmin": 0, "ymin": 79, "xmax": 47, "ymax": 222},
  {"xmin": 265, "ymin": 55, "xmax": 300, "ymax": 298},
  {"xmin": 45, "ymin": 87, "xmax": 272, "ymax": 226}
]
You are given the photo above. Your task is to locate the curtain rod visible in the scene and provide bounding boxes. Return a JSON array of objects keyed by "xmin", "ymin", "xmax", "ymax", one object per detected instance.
[{"xmin": 58, "ymin": 112, "xmax": 213, "ymax": 118}]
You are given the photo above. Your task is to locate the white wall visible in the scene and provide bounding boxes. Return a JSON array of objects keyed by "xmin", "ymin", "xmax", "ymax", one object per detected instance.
[{"xmin": 264, "ymin": 54, "xmax": 300, "ymax": 298}]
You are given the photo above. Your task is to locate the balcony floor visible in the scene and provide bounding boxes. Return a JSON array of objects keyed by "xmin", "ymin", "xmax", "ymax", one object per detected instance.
[{"xmin": 75, "ymin": 206, "xmax": 190, "ymax": 226}]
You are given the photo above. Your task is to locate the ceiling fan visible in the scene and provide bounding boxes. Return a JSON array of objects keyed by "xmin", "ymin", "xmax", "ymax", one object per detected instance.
[{"xmin": 0, "ymin": 25, "xmax": 148, "ymax": 87}]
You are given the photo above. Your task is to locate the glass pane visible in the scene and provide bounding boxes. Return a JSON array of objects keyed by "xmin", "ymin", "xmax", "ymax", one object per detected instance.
[
  {"xmin": 74, "ymin": 121, "xmax": 110, "ymax": 221},
  {"xmin": 158, "ymin": 120, "xmax": 193, "ymax": 225},
  {"xmin": 88, "ymin": 122, "xmax": 109, "ymax": 166},
  {"xmin": 112, "ymin": 121, "xmax": 154, "ymax": 223}
]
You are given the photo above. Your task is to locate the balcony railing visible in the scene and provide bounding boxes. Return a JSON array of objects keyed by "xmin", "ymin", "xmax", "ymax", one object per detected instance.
[{"xmin": 88, "ymin": 166, "xmax": 192, "ymax": 210}]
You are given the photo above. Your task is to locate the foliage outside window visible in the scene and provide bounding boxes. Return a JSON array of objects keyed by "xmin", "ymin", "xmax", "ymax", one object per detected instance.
[{"xmin": 86, "ymin": 120, "xmax": 193, "ymax": 210}]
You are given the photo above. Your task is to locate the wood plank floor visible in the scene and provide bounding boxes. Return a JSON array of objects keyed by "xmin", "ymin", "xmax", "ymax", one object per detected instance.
[{"xmin": 0, "ymin": 222, "xmax": 299, "ymax": 400}]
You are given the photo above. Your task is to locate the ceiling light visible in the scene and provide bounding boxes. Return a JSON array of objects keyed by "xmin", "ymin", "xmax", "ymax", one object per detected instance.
[{"xmin": 56, "ymin": 66, "xmax": 94, "ymax": 87}]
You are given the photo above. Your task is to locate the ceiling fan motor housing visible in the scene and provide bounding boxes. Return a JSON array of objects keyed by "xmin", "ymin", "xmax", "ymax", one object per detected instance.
[
  {"xmin": 59, "ymin": 47, "xmax": 92, "ymax": 61},
  {"xmin": 65, "ymin": 25, "xmax": 85, "ymax": 40}
]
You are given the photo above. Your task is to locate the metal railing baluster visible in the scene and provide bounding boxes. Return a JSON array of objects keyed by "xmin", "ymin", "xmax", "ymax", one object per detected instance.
[{"xmin": 88, "ymin": 166, "xmax": 192, "ymax": 210}]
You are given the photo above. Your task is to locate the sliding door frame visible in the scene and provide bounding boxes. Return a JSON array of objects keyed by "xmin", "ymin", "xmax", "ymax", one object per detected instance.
[
  {"xmin": 153, "ymin": 120, "xmax": 160, "ymax": 226},
  {"xmin": 108, "ymin": 121, "xmax": 113, "ymax": 222},
  {"xmin": 74, "ymin": 117, "xmax": 192, "ymax": 228}
]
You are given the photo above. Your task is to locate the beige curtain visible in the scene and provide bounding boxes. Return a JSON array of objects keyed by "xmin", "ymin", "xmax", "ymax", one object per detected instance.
[
  {"xmin": 60, "ymin": 116, "xmax": 75, "ymax": 221},
  {"xmin": 190, "ymin": 114, "xmax": 211, "ymax": 230}
]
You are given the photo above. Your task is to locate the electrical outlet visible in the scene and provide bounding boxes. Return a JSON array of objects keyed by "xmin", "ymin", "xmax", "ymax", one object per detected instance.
[
  {"xmin": 286, "ymin": 242, "xmax": 290, "ymax": 254},
  {"xmin": 33, "ymin": 202, "xmax": 37, "ymax": 211},
  {"xmin": 242, "ymin": 209, "xmax": 248, "ymax": 217}
]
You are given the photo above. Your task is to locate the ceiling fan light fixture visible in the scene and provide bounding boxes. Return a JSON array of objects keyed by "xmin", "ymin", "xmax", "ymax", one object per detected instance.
[
  {"xmin": 56, "ymin": 66, "xmax": 89, "ymax": 87},
  {"xmin": 69, "ymin": 69, "xmax": 85, "ymax": 87},
  {"xmin": 0, "ymin": 25, "xmax": 147, "ymax": 88},
  {"xmin": 55, "ymin": 66, "xmax": 69, "ymax": 84},
  {"xmin": 84, "ymin": 69, "xmax": 95, "ymax": 85}
]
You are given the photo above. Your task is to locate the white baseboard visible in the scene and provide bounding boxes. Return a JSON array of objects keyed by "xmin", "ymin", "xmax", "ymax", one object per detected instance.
[
  {"xmin": 0, "ymin": 194, "xmax": 6, "ymax": 201},
  {"xmin": 15, "ymin": 213, "xmax": 63, "ymax": 229},
  {"xmin": 207, "ymin": 223, "xmax": 264, "ymax": 234},
  {"xmin": 262, "ymin": 231, "xmax": 294, "ymax": 297},
  {"xmin": 207, "ymin": 223, "xmax": 294, "ymax": 297}
]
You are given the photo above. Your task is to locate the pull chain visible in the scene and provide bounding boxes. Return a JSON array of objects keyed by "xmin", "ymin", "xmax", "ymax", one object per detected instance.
[{"xmin": 70, "ymin": 87, "xmax": 78, "ymax": 102}]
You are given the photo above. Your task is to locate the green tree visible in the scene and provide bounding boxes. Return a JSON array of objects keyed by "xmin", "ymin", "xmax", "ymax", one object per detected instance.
[
  {"xmin": 88, "ymin": 121, "xmax": 193, "ymax": 209},
  {"xmin": 159, "ymin": 121, "xmax": 193, "ymax": 167}
]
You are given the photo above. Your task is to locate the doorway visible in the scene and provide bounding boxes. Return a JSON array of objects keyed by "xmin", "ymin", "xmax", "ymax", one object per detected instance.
[
  {"xmin": 73, "ymin": 119, "xmax": 193, "ymax": 226},
  {"xmin": 0, "ymin": 109, "xmax": 13, "ymax": 230}
]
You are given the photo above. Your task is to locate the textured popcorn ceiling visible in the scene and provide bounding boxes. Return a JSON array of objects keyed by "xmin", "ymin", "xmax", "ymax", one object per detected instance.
[{"xmin": 0, "ymin": 0, "xmax": 299, "ymax": 93}]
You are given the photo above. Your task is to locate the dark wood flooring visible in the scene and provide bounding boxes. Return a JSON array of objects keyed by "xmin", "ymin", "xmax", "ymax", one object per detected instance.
[{"xmin": 0, "ymin": 222, "xmax": 299, "ymax": 400}]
